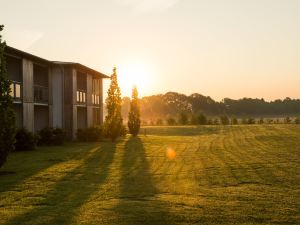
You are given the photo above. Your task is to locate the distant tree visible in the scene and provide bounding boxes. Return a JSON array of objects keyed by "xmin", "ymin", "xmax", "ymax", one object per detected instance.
[
  {"xmin": 258, "ymin": 118, "xmax": 264, "ymax": 124},
  {"xmin": 104, "ymin": 67, "xmax": 125, "ymax": 141},
  {"xmin": 295, "ymin": 117, "xmax": 300, "ymax": 124},
  {"xmin": 198, "ymin": 113, "xmax": 207, "ymax": 125},
  {"xmin": 0, "ymin": 25, "xmax": 16, "ymax": 168},
  {"xmin": 207, "ymin": 118, "xmax": 213, "ymax": 125},
  {"xmin": 167, "ymin": 117, "xmax": 176, "ymax": 126},
  {"xmin": 247, "ymin": 118, "xmax": 256, "ymax": 124},
  {"xmin": 284, "ymin": 117, "xmax": 291, "ymax": 124},
  {"xmin": 178, "ymin": 111, "xmax": 188, "ymax": 125},
  {"xmin": 128, "ymin": 86, "xmax": 141, "ymax": 136},
  {"xmin": 241, "ymin": 117, "xmax": 248, "ymax": 124},
  {"xmin": 190, "ymin": 114, "xmax": 198, "ymax": 125},
  {"xmin": 267, "ymin": 118, "xmax": 274, "ymax": 124},
  {"xmin": 156, "ymin": 118, "xmax": 163, "ymax": 126},
  {"xmin": 213, "ymin": 118, "xmax": 220, "ymax": 125},
  {"xmin": 231, "ymin": 117, "xmax": 238, "ymax": 125},
  {"xmin": 220, "ymin": 115, "xmax": 230, "ymax": 125}
]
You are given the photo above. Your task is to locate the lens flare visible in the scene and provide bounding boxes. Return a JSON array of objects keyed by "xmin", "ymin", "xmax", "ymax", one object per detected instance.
[{"xmin": 166, "ymin": 148, "xmax": 176, "ymax": 160}]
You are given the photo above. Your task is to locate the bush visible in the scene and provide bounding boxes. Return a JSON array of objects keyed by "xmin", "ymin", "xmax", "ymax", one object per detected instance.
[
  {"xmin": 167, "ymin": 117, "xmax": 176, "ymax": 126},
  {"xmin": 213, "ymin": 118, "xmax": 220, "ymax": 125},
  {"xmin": 231, "ymin": 118, "xmax": 238, "ymax": 125},
  {"xmin": 247, "ymin": 118, "xmax": 256, "ymax": 124},
  {"xmin": 77, "ymin": 127, "xmax": 103, "ymax": 142},
  {"xmin": 220, "ymin": 115, "xmax": 230, "ymax": 125},
  {"xmin": 14, "ymin": 128, "xmax": 37, "ymax": 151},
  {"xmin": 258, "ymin": 118, "xmax": 264, "ymax": 124},
  {"xmin": 37, "ymin": 127, "xmax": 66, "ymax": 146},
  {"xmin": 178, "ymin": 112, "xmax": 188, "ymax": 125},
  {"xmin": 156, "ymin": 119, "xmax": 163, "ymax": 126},
  {"xmin": 295, "ymin": 117, "xmax": 300, "ymax": 124},
  {"xmin": 284, "ymin": 117, "xmax": 291, "ymax": 124}
]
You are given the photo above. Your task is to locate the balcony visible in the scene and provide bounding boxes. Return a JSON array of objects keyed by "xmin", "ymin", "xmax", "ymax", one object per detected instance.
[
  {"xmin": 34, "ymin": 85, "xmax": 48, "ymax": 104},
  {"xmin": 76, "ymin": 90, "xmax": 86, "ymax": 104},
  {"xmin": 10, "ymin": 81, "xmax": 22, "ymax": 102}
]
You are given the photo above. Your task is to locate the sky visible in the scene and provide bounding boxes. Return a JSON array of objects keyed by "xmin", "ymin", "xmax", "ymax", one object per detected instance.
[{"xmin": 1, "ymin": 0, "xmax": 300, "ymax": 101}]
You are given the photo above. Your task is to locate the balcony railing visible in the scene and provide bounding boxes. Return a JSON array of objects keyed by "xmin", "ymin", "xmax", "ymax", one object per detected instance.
[
  {"xmin": 34, "ymin": 85, "xmax": 48, "ymax": 103},
  {"xmin": 10, "ymin": 81, "xmax": 22, "ymax": 101},
  {"xmin": 77, "ymin": 90, "xmax": 86, "ymax": 104}
]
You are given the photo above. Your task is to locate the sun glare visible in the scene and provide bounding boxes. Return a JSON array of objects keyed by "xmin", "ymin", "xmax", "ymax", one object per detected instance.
[{"xmin": 118, "ymin": 63, "xmax": 153, "ymax": 97}]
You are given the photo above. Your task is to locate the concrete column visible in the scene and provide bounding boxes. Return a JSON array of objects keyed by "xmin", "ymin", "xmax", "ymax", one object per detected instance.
[
  {"xmin": 51, "ymin": 67, "xmax": 63, "ymax": 128},
  {"xmin": 22, "ymin": 59, "xmax": 34, "ymax": 132},
  {"xmin": 100, "ymin": 78, "xmax": 103, "ymax": 124},
  {"xmin": 72, "ymin": 69, "xmax": 77, "ymax": 139},
  {"xmin": 86, "ymin": 74, "xmax": 93, "ymax": 127},
  {"xmin": 48, "ymin": 68, "xmax": 53, "ymax": 127}
]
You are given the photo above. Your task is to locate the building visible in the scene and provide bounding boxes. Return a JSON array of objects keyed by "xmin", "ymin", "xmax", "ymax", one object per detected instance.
[{"xmin": 5, "ymin": 46, "xmax": 109, "ymax": 139}]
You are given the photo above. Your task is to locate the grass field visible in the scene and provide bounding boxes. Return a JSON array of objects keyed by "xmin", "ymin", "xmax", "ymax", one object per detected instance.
[{"xmin": 0, "ymin": 125, "xmax": 299, "ymax": 225}]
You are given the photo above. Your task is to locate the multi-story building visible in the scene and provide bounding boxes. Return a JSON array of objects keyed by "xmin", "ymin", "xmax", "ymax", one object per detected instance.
[{"xmin": 5, "ymin": 46, "xmax": 109, "ymax": 139}]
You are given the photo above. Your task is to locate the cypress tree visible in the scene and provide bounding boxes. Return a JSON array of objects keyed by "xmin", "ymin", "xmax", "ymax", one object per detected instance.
[
  {"xmin": 0, "ymin": 25, "xmax": 16, "ymax": 168},
  {"xmin": 128, "ymin": 85, "xmax": 141, "ymax": 136},
  {"xmin": 104, "ymin": 67, "xmax": 125, "ymax": 141}
]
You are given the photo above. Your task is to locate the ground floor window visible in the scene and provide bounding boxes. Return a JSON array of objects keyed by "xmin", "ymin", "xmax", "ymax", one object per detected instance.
[{"xmin": 93, "ymin": 108, "xmax": 101, "ymax": 125}]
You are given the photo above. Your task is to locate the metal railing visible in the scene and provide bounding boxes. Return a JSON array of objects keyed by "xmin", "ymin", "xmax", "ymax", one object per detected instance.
[{"xmin": 34, "ymin": 85, "xmax": 48, "ymax": 103}]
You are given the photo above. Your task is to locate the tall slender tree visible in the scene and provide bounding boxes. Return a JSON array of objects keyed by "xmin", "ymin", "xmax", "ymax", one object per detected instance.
[
  {"xmin": 128, "ymin": 85, "xmax": 141, "ymax": 136},
  {"xmin": 0, "ymin": 25, "xmax": 16, "ymax": 168},
  {"xmin": 104, "ymin": 67, "xmax": 125, "ymax": 141}
]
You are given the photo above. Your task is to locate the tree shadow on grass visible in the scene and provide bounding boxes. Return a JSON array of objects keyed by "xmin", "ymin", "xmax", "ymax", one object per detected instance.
[
  {"xmin": 114, "ymin": 137, "xmax": 176, "ymax": 225},
  {"xmin": 0, "ymin": 143, "xmax": 92, "ymax": 193},
  {"xmin": 6, "ymin": 142, "xmax": 117, "ymax": 225}
]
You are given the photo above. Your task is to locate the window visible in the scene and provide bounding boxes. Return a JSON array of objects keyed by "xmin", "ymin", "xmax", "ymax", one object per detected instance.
[
  {"xmin": 93, "ymin": 108, "xmax": 101, "ymax": 125},
  {"xmin": 92, "ymin": 79, "xmax": 100, "ymax": 105}
]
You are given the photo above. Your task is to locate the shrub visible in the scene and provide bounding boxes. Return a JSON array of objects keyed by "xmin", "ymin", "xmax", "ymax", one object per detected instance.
[
  {"xmin": 213, "ymin": 118, "xmax": 220, "ymax": 125},
  {"xmin": 198, "ymin": 113, "xmax": 207, "ymax": 125},
  {"xmin": 295, "ymin": 117, "xmax": 300, "ymax": 124},
  {"xmin": 247, "ymin": 118, "xmax": 256, "ymax": 124},
  {"xmin": 178, "ymin": 112, "xmax": 188, "ymax": 125},
  {"xmin": 156, "ymin": 119, "xmax": 163, "ymax": 126},
  {"xmin": 167, "ymin": 117, "xmax": 176, "ymax": 126},
  {"xmin": 284, "ymin": 117, "xmax": 291, "ymax": 124},
  {"xmin": 37, "ymin": 127, "xmax": 66, "ymax": 146},
  {"xmin": 77, "ymin": 127, "xmax": 103, "ymax": 142},
  {"xmin": 231, "ymin": 118, "xmax": 238, "ymax": 125},
  {"xmin": 220, "ymin": 115, "xmax": 230, "ymax": 125},
  {"xmin": 258, "ymin": 118, "xmax": 264, "ymax": 124},
  {"xmin": 14, "ymin": 128, "xmax": 37, "ymax": 151}
]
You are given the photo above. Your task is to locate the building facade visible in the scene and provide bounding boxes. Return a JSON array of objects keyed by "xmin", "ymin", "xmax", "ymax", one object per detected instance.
[{"xmin": 5, "ymin": 46, "xmax": 109, "ymax": 139}]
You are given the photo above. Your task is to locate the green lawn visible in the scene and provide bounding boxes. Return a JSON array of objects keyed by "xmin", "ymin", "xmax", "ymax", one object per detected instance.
[{"xmin": 0, "ymin": 125, "xmax": 299, "ymax": 225}]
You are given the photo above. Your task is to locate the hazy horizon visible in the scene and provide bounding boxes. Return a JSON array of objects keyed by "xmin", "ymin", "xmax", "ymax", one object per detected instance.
[{"xmin": 1, "ymin": 0, "xmax": 299, "ymax": 101}]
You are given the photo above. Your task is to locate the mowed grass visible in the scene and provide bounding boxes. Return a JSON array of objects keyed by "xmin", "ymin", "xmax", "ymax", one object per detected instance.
[{"xmin": 0, "ymin": 125, "xmax": 299, "ymax": 225}]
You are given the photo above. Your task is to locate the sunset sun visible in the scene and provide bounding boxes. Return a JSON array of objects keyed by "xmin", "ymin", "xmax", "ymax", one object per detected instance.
[{"xmin": 118, "ymin": 63, "xmax": 153, "ymax": 97}]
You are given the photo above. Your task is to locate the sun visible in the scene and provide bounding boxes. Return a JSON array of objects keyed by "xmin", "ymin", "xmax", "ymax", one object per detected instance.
[{"xmin": 118, "ymin": 63, "xmax": 153, "ymax": 97}]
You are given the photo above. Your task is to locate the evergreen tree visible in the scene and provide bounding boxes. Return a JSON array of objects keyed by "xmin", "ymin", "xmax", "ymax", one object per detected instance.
[
  {"xmin": 0, "ymin": 25, "xmax": 16, "ymax": 168},
  {"xmin": 128, "ymin": 85, "xmax": 141, "ymax": 136},
  {"xmin": 103, "ymin": 67, "xmax": 125, "ymax": 141}
]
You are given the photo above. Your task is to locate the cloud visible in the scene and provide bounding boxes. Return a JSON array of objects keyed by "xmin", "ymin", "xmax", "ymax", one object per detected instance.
[
  {"xmin": 115, "ymin": 0, "xmax": 179, "ymax": 13},
  {"xmin": 3, "ymin": 28, "xmax": 44, "ymax": 50}
]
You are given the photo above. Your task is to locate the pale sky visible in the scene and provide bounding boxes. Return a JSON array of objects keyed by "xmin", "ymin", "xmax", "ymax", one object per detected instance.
[{"xmin": 1, "ymin": 0, "xmax": 300, "ymax": 101}]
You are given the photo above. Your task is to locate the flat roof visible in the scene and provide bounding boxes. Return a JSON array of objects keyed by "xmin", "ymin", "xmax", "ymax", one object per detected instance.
[{"xmin": 5, "ymin": 46, "xmax": 109, "ymax": 78}]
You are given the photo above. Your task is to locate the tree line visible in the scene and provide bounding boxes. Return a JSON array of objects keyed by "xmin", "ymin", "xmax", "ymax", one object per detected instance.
[{"xmin": 121, "ymin": 92, "xmax": 300, "ymax": 123}]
